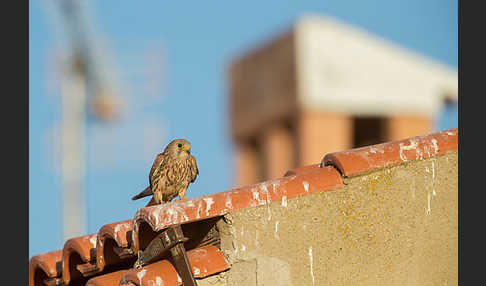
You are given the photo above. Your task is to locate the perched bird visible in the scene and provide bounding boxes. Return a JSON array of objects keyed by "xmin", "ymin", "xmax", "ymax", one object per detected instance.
[{"xmin": 132, "ymin": 139, "xmax": 199, "ymax": 204}]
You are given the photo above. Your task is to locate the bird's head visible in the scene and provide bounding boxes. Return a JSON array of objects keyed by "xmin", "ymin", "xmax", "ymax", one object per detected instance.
[{"xmin": 165, "ymin": 139, "xmax": 192, "ymax": 159}]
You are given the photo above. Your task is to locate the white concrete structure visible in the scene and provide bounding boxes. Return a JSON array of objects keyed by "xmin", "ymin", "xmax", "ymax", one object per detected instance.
[{"xmin": 294, "ymin": 15, "xmax": 458, "ymax": 117}]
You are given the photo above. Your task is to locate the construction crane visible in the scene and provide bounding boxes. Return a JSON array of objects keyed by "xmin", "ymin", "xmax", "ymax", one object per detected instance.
[{"xmin": 44, "ymin": 0, "xmax": 121, "ymax": 241}]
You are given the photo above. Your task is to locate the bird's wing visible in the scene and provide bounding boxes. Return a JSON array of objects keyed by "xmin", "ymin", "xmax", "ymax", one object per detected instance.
[
  {"xmin": 132, "ymin": 153, "xmax": 165, "ymax": 201},
  {"xmin": 189, "ymin": 155, "xmax": 199, "ymax": 183},
  {"xmin": 149, "ymin": 153, "xmax": 165, "ymax": 190}
]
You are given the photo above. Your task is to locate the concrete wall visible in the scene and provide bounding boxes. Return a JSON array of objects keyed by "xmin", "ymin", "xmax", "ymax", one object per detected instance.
[{"xmin": 199, "ymin": 151, "xmax": 457, "ymax": 285}]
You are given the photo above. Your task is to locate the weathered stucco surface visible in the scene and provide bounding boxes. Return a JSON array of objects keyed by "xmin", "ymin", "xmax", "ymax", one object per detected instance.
[{"xmin": 199, "ymin": 152, "xmax": 457, "ymax": 285}]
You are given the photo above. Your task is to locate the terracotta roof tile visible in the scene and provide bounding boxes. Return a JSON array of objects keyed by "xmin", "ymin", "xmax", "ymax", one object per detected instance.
[
  {"xmin": 284, "ymin": 163, "xmax": 320, "ymax": 177},
  {"xmin": 322, "ymin": 128, "xmax": 458, "ymax": 177},
  {"xmin": 121, "ymin": 245, "xmax": 229, "ymax": 286},
  {"xmin": 95, "ymin": 220, "xmax": 134, "ymax": 273},
  {"xmin": 29, "ymin": 219, "xmax": 141, "ymax": 286},
  {"xmin": 99, "ymin": 220, "xmax": 133, "ymax": 248},
  {"xmin": 130, "ymin": 165, "xmax": 343, "ymax": 253},
  {"xmin": 29, "ymin": 250, "xmax": 62, "ymax": 286},
  {"xmin": 185, "ymin": 245, "xmax": 229, "ymax": 278},
  {"xmin": 85, "ymin": 270, "xmax": 128, "ymax": 286},
  {"xmin": 119, "ymin": 282, "xmax": 137, "ymax": 286},
  {"xmin": 123, "ymin": 260, "xmax": 179, "ymax": 286},
  {"xmin": 61, "ymin": 233, "xmax": 98, "ymax": 285}
]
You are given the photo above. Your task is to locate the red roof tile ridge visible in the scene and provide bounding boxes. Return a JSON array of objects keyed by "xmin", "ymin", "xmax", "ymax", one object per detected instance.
[
  {"xmin": 119, "ymin": 282, "xmax": 137, "ymax": 286},
  {"xmin": 98, "ymin": 220, "xmax": 133, "ymax": 247},
  {"xmin": 29, "ymin": 220, "xmax": 137, "ymax": 286},
  {"xmin": 61, "ymin": 233, "xmax": 98, "ymax": 285},
  {"xmin": 284, "ymin": 164, "xmax": 320, "ymax": 177},
  {"xmin": 95, "ymin": 220, "xmax": 134, "ymax": 273},
  {"xmin": 85, "ymin": 270, "xmax": 129, "ymax": 286},
  {"xmin": 121, "ymin": 245, "xmax": 229, "ymax": 286},
  {"xmin": 322, "ymin": 128, "xmax": 458, "ymax": 177},
  {"xmin": 123, "ymin": 260, "xmax": 177, "ymax": 286},
  {"xmin": 29, "ymin": 250, "xmax": 62, "ymax": 286},
  {"xmin": 130, "ymin": 166, "xmax": 343, "ymax": 253}
]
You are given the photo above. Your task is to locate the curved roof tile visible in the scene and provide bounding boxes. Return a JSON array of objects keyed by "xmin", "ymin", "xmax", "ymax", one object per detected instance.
[{"xmin": 322, "ymin": 128, "xmax": 458, "ymax": 177}]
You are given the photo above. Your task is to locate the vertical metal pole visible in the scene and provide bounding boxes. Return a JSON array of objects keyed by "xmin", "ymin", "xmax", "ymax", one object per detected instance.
[{"xmin": 60, "ymin": 70, "xmax": 87, "ymax": 240}]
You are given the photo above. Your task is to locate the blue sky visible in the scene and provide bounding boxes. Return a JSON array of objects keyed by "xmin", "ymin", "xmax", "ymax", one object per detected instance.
[{"xmin": 29, "ymin": 0, "xmax": 457, "ymax": 258}]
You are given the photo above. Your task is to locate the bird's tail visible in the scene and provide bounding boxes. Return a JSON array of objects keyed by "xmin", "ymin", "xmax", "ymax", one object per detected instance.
[{"xmin": 131, "ymin": 186, "xmax": 152, "ymax": 200}]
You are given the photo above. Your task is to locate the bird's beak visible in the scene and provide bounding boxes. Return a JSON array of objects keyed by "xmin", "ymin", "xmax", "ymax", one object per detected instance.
[{"xmin": 184, "ymin": 145, "xmax": 191, "ymax": 154}]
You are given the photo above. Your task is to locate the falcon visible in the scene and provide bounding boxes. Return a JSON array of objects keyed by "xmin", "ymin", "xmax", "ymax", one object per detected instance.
[{"xmin": 132, "ymin": 139, "xmax": 199, "ymax": 204}]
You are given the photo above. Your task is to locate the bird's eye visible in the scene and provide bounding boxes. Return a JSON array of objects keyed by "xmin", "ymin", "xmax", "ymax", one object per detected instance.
[{"xmin": 177, "ymin": 144, "xmax": 182, "ymax": 148}]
